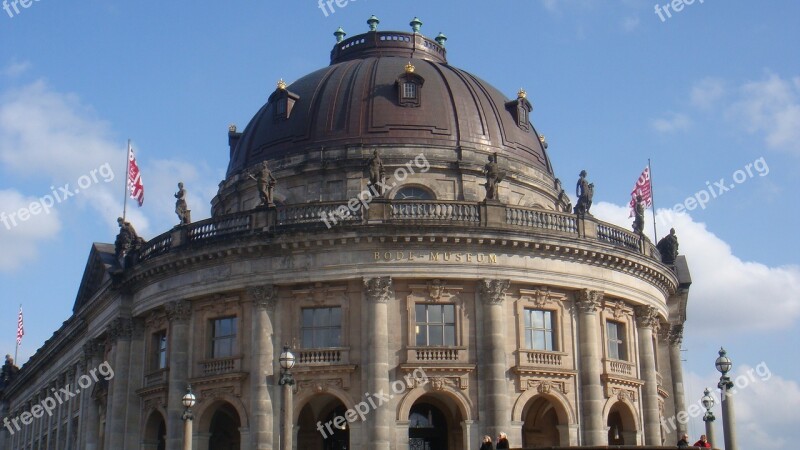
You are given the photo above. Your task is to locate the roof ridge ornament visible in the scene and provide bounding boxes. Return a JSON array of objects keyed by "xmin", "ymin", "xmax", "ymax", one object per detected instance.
[
  {"xmin": 405, "ymin": 61, "xmax": 415, "ymax": 74},
  {"xmin": 410, "ymin": 17, "xmax": 423, "ymax": 33},
  {"xmin": 518, "ymin": 88, "xmax": 527, "ymax": 99},
  {"xmin": 367, "ymin": 15, "xmax": 380, "ymax": 31},
  {"xmin": 277, "ymin": 79, "xmax": 287, "ymax": 90},
  {"xmin": 334, "ymin": 26, "xmax": 346, "ymax": 43}
]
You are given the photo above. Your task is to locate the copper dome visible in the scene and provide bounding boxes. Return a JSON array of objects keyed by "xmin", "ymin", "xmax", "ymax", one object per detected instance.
[{"xmin": 226, "ymin": 29, "xmax": 553, "ymax": 179}]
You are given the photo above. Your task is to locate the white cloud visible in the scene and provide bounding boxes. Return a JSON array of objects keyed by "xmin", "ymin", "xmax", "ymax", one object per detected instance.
[
  {"xmin": 2, "ymin": 60, "xmax": 31, "ymax": 78},
  {"xmin": 0, "ymin": 189, "xmax": 61, "ymax": 271},
  {"xmin": 592, "ymin": 202, "xmax": 800, "ymax": 332},
  {"xmin": 621, "ymin": 16, "xmax": 640, "ymax": 32},
  {"xmin": 651, "ymin": 112, "xmax": 691, "ymax": 133},
  {"xmin": 730, "ymin": 73, "xmax": 800, "ymax": 155},
  {"xmin": 684, "ymin": 364, "xmax": 800, "ymax": 449},
  {"xmin": 691, "ymin": 77, "xmax": 726, "ymax": 109}
]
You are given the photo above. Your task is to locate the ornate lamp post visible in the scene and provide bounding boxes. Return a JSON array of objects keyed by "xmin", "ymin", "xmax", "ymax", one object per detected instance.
[
  {"xmin": 181, "ymin": 385, "xmax": 196, "ymax": 450},
  {"xmin": 701, "ymin": 387, "xmax": 716, "ymax": 447},
  {"xmin": 715, "ymin": 348, "xmax": 737, "ymax": 450},
  {"xmin": 279, "ymin": 345, "xmax": 296, "ymax": 450}
]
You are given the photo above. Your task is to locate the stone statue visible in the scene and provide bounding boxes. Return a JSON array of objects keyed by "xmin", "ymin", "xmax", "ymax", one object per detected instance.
[
  {"xmin": 656, "ymin": 228, "xmax": 679, "ymax": 265},
  {"xmin": 174, "ymin": 182, "xmax": 191, "ymax": 225},
  {"xmin": 483, "ymin": 153, "xmax": 505, "ymax": 201},
  {"xmin": 632, "ymin": 194, "xmax": 645, "ymax": 234},
  {"xmin": 0, "ymin": 354, "xmax": 19, "ymax": 387},
  {"xmin": 574, "ymin": 170, "xmax": 593, "ymax": 216},
  {"xmin": 367, "ymin": 150, "xmax": 386, "ymax": 196},
  {"xmin": 248, "ymin": 161, "xmax": 277, "ymax": 206},
  {"xmin": 115, "ymin": 217, "xmax": 145, "ymax": 261}
]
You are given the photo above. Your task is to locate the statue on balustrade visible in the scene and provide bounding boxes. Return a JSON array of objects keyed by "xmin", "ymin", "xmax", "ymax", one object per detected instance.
[
  {"xmin": 483, "ymin": 153, "xmax": 505, "ymax": 201},
  {"xmin": 656, "ymin": 228, "xmax": 680, "ymax": 265},
  {"xmin": 174, "ymin": 182, "xmax": 191, "ymax": 225},
  {"xmin": 367, "ymin": 149, "xmax": 386, "ymax": 196},
  {"xmin": 574, "ymin": 170, "xmax": 594, "ymax": 216},
  {"xmin": 248, "ymin": 161, "xmax": 277, "ymax": 206},
  {"xmin": 115, "ymin": 217, "xmax": 145, "ymax": 264},
  {"xmin": 632, "ymin": 194, "xmax": 645, "ymax": 235},
  {"xmin": 0, "ymin": 354, "xmax": 19, "ymax": 388}
]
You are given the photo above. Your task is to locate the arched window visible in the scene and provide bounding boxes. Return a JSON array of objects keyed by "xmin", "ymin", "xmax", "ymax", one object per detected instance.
[{"xmin": 394, "ymin": 186, "xmax": 434, "ymax": 200}]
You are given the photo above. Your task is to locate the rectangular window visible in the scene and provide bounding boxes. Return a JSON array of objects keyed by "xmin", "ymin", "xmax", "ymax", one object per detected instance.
[
  {"xmin": 153, "ymin": 331, "xmax": 167, "ymax": 369},
  {"xmin": 276, "ymin": 99, "xmax": 287, "ymax": 115},
  {"xmin": 403, "ymin": 82, "xmax": 417, "ymax": 99},
  {"xmin": 606, "ymin": 321, "xmax": 627, "ymax": 360},
  {"xmin": 212, "ymin": 317, "xmax": 238, "ymax": 358},
  {"xmin": 301, "ymin": 307, "xmax": 342, "ymax": 348},
  {"xmin": 415, "ymin": 304, "xmax": 456, "ymax": 346},
  {"xmin": 524, "ymin": 309, "xmax": 555, "ymax": 351}
]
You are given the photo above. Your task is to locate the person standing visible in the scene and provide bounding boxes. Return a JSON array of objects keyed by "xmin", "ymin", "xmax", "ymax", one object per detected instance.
[
  {"xmin": 479, "ymin": 435, "xmax": 494, "ymax": 450},
  {"xmin": 496, "ymin": 432, "xmax": 510, "ymax": 449},
  {"xmin": 693, "ymin": 434, "xmax": 712, "ymax": 448},
  {"xmin": 677, "ymin": 433, "xmax": 690, "ymax": 448}
]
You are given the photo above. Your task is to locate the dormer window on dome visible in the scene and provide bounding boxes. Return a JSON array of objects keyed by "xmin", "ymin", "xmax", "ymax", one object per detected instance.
[
  {"xmin": 506, "ymin": 88, "xmax": 532, "ymax": 131},
  {"xmin": 396, "ymin": 62, "xmax": 424, "ymax": 107},
  {"xmin": 269, "ymin": 79, "xmax": 300, "ymax": 121}
]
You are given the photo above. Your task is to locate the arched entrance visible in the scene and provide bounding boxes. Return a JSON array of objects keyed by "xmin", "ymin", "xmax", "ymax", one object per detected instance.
[
  {"xmin": 606, "ymin": 401, "xmax": 637, "ymax": 445},
  {"xmin": 297, "ymin": 394, "xmax": 350, "ymax": 449},
  {"xmin": 521, "ymin": 397, "xmax": 560, "ymax": 447},
  {"xmin": 406, "ymin": 394, "xmax": 465, "ymax": 450},
  {"xmin": 208, "ymin": 403, "xmax": 242, "ymax": 450},
  {"xmin": 143, "ymin": 410, "xmax": 166, "ymax": 450}
]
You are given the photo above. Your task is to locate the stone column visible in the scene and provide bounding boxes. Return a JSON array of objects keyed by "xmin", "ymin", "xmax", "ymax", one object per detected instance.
[
  {"xmin": 668, "ymin": 324, "xmax": 688, "ymax": 437},
  {"xmin": 575, "ymin": 289, "xmax": 605, "ymax": 445},
  {"xmin": 125, "ymin": 319, "xmax": 146, "ymax": 450},
  {"xmin": 635, "ymin": 306, "xmax": 662, "ymax": 445},
  {"xmin": 165, "ymin": 300, "xmax": 192, "ymax": 450},
  {"xmin": 80, "ymin": 340, "xmax": 103, "ymax": 450},
  {"xmin": 249, "ymin": 285, "xmax": 277, "ymax": 449},
  {"xmin": 479, "ymin": 279, "xmax": 511, "ymax": 440},
  {"xmin": 363, "ymin": 277, "xmax": 394, "ymax": 450},
  {"xmin": 107, "ymin": 317, "xmax": 133, "ymax": 450}
]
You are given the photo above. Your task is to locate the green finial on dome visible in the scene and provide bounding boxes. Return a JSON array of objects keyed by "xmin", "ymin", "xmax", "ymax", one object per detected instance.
[
  {"xmin": 367, "ymin": 15, "xmax": 380, "ymax": 31},
  {"xmin": 334, "ymin": 26, "xmax": 346, "ymax": 43},
  {"xmin": 410, "ymin": 17, "xmax": 423, "ymax": 33},
  {"xmin": 435, "ymin": 32, "xmax": 447, "ymax": 47}
]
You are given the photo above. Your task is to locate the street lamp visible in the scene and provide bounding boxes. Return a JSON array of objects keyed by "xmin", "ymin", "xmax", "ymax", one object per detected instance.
[
  {"xmin": 715, "ymin": 348, "xmax": 737, "ymax": 450},
  {"xmin": 181, "ymin": 385, "xmax": 196, "ymax": 450},
  {"xmin": 279, "ymin": 345, "xmax": 296, "ymax": 450},
  {"xmin": 701, "ymin": 387, "xmax": 716, "ymax": 448}
]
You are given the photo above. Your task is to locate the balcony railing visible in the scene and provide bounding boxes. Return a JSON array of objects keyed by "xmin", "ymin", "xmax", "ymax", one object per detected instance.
[
  {"xmin": 407, "ymin": 346, "xmax": 467, "ymax": 364},
  {"xmin": 199, "ymin": 356, "xmax": 241, "ymax": 376},
  {"xmin": 137, "ymin": 200, "xmax": 662, "ymax": 264},
  {"xmin": 604, "ymin": 358, "xmax": 636, "ymax": 378},
  {"xmin": 519, "ymin": 350, "xmax": 566, "ymax": 368},
  {"xmin": 143, "ymin": 368, "xmax": 168, "ymax": 387},
  {"xmin": 296, "ymin": 348, "xmax": 349, "ymax": 365}
]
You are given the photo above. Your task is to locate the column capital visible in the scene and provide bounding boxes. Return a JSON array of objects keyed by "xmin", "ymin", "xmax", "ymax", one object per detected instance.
[
  {"xmin": 165, "ymin": 299, "xmax": 192, "ymax": 322},
  {"xmin": 479, "ymin": 279, "xmax": 510, "ymax": 305},
  {"xmin": 575, "ymin": 289, "xmax": 603, "ymax": 313},
  {"xmin": 668, "ymin": 324, "xmax": 684, "ymax": 346},
  {"xmin": 364, "ymin": 277, "xmax": 393, "ymax": 303},
  {"xmin": 249, "ymin": 284, "xmax": 278, "ymax": 310},
  {"xmin": 107, "ymin": 317, "xmax": 134, "ymax": 342},
  {"xmin": 634, "ymin": 305, "xmax": 660, "ymax": 330}
]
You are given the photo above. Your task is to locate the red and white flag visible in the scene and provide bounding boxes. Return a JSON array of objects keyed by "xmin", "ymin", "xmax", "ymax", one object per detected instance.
[
  {"xmin": 128, "ymin": 145, "xmax": 144, "ymax": 207},
  {"xmin": 629, "ymin": 166, "xmax": 653, "ymax": 217},
  {"xmin": 16, "ymin": 306, "xmax": 23, "ymax": 345}
]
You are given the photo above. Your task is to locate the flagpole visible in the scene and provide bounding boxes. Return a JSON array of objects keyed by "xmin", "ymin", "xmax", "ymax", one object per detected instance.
[
  {"xmin": 123, "ymin": 139, "xmax": 131, "ymax": 221},
  {"xmin": 14, "ymin": 304, "xmax": 20, "ymax": 362},
  {"xmin": 649, "ymin": 158, "xmax": 658, "ymax": 241}
]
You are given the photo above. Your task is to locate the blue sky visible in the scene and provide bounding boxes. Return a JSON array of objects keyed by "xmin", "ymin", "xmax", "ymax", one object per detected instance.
[{"xmin": 1, "ymin": 0, "xmax": 798, "ymax": 447}]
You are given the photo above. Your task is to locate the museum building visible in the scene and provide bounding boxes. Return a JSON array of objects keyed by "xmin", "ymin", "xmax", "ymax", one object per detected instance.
[{"xmin": 0, "ymin": 17, "xmax": 692, "ymax": 450}]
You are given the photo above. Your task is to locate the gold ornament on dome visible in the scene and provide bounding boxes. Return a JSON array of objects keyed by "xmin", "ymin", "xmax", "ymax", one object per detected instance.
[
  {"xmin": 517, "ymin": 88, "xmax": 527, "ymax": 99},
  {"xmin": 277, "ymin": 79, "xmax": 287, "ymax": 90},
  {"xmin": 405, "ymin": 62, "xmax": 415, "ymax": 73}
]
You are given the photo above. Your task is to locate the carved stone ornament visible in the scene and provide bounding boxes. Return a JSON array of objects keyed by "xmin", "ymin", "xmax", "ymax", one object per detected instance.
[
  {"xmin": 668, "ymin": 324, "xmax": 684, "ymax": 346},
  {"xmin": 428, "ymin": 279, "xmax": 449, "ymax": 301},
  {"xmin": 605, "ymin": 300, "xmax": 628, "ymax": 320},
  {"xmin": 634, "ymin": 305, "xmax": 660, "ymax": 330},
  {"xmin": 107, "ymin": 317, "xmax": 133, "ymax": 342},
  {"xmin": 82, "ymin": 339, "xmax": 104, "ymax": 361},
  {"xmin": 364, "ymin": 277, "xmax": 393, "ymax": 303},
  {"xmin": 165, "ymin": 300, "xmax": 192, "ymax": 322},
  {"xmin": 430, "ymin": 377, "xmax": 446, "ymax": 391},
  {"xmin": 576, "ymin": 289, "xmax": 603, "ymax": 314},
  {"xmin": 250, "ymin": 285, "xmax": 278, "ymax": 310},
  {"xmin": 480, "ymin": 279, "xmax": 510, "ymax": 305}
]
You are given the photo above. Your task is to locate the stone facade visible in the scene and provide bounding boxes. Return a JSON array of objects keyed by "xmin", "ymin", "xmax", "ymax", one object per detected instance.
[{"xmin": 0, "ymin": 21, "xmax": 690, "ymax": 450}]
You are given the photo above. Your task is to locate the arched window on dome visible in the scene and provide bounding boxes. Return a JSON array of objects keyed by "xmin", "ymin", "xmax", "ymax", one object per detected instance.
[
  {"xmin": 396, "ymin": 62, "xmax": 425, "ymax": 107},
  {"xmin": 506, "ymin": 89, "xmax": 533, "ymax": 131},
  {"xmin": 394, "ymin": 186, "xmax": 434, "ymax": 200}
]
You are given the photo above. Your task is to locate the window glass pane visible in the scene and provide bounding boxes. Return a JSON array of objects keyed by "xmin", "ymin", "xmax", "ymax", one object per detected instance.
[
  {"xmin": 330, "ymin": 307, "xmax": 342, "ymax": 324},
  {"xmin": 444, "ymin": 325, "xmax": 455, "ymax": 345},
  {"xmin": 429, "ymin": 326, "xmax": 443, "ymax": 346},
  {"xmin": 443, "ymin": 305, "xmax": 455, "ymax": 323},
  {"xmin": 543, "ymin": 311, "xmax": 552, "ymax": 331},
  {"xmin": 525, "ymin": 330, "xmax": 532, "ymax": 349},
  {"xmin": 545, "ymin": 332, "xmax": 553, "ymax": 351},
  {"xmin": 428, "ymin": 306, "xmax": 442, "ymax": 323},
  {"xmin": 533, "ymin": 331, "xmax": 545, "ymax": 350},
  {"xmin": 315, "ymin": 329, "xmax": 328, "ymax": 347},
  {"xmin": 416, "ymin": 326, "xmax": 426, "ymax": 346},
  {"xmin": 302, "ymin": 309, "xmax": 314, "ymax": 327},
  {"xmin": 607, "ymin": 322, "xmax": 617, "ymax": 341},
  {"xmin": 330, "ymin": 327, "xmax": 341, "ymax": 347},
  {"xmin": 415, "ymin": 304, "xmax": 426, "ymax": 323},
  {"xmin": 302, "ymin": 329, "xmax": 314, "ymax": 348},
  {"xmin": 533, "ymin": 310, "xmax": 544, "ymax": 329},
  {"xmin": 524, "ymin": 310, "xmax": 532, "ymax": 328},
  {"xmin": 230, "ymin": 317, "xmax": 237, "ymax": 335},
  {"xmin": 314, "ymin": 308, "xmax": 329, "ymax": 327}
]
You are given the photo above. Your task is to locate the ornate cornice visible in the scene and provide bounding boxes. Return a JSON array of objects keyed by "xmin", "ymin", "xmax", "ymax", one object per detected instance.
[
  {"xmin": 668, "ymin": 324, "xmax": 684, "ymax": 346},
  {"xmin": 107, "ymin": 317, "xmax": 134, "ymax": 342},
  {"xmin": 249, "ymin": 284, "xmax": 278, "ymax": 310},
  {"xmin": 165, "ymin": 299, "xmax": 192, "ymax": 322},
  {"xmin": 634, "ymin": 305, "xmax": 660, "ymax": 330},
  {"xmin": 480, "ymin": 279, "xmax": 510, "ymax": 305},
  {"xmin": 576, "ymin": 289, "xmax": 603, "ymax": 314},
  {"xmin": 364, "ymin": 277, "xmax": 393, "ymax": 303}
]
